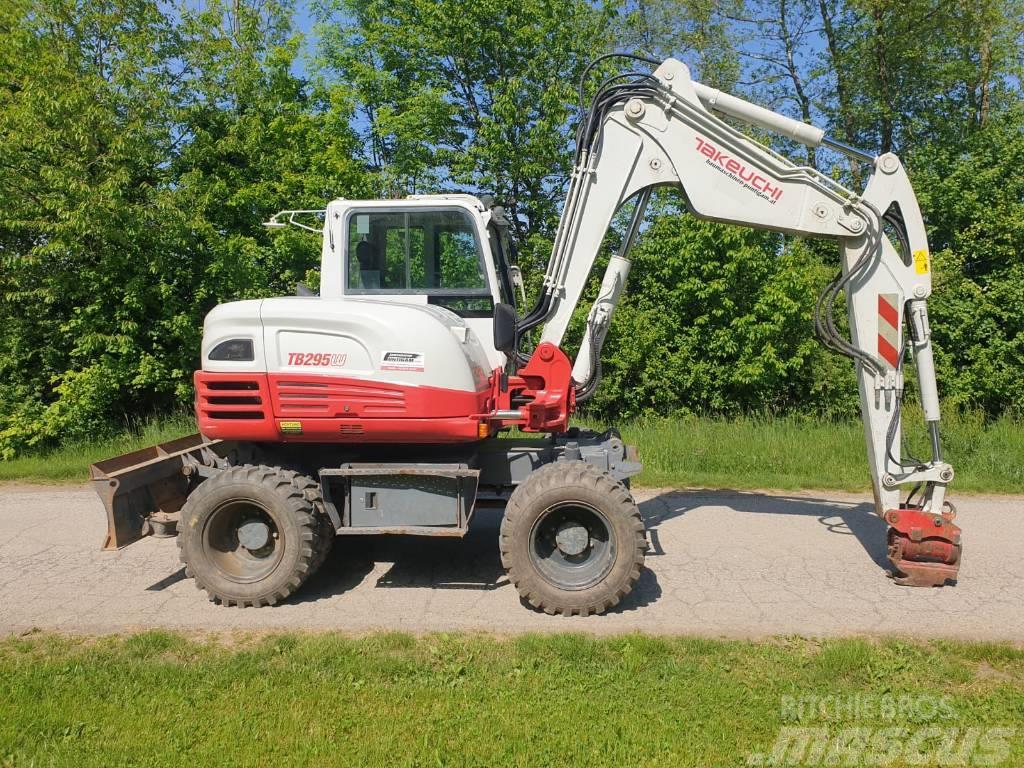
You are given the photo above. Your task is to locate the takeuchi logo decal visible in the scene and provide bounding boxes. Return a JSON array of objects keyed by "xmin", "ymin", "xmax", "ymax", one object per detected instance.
[{"xmin": 695, "ymin": 136, "xmax": 783, "ymax": 203}]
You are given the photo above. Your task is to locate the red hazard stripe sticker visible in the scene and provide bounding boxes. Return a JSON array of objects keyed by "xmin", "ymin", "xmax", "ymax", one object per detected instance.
[
  {"xmin": 878, "ymin": 294, "xmax": 899, "ymax": 329},
  {"xmin": 877, "ymin": 294, "xmax": 900, "ymax": 368}
]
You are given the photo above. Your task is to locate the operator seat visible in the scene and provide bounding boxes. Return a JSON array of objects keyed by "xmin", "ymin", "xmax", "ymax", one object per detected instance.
[{"xmin": 356, "ymin": 239, "xmax": 382, "ymax": 289}]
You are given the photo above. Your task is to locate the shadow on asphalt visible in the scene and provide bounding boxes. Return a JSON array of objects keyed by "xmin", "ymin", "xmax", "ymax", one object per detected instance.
[
  {"xmin": 146, "ymin": 568, "xmax": 188, "ymax": 591},
  {"xmin": 296, "ymin": 506, "xmax": 663, "ymax": 613},
  {"xmin": 639, "ymin": 489, "xmax": 888, "ymax": 570},
  {"xmin": 152, "ymin": 491, "xmax": 885, "ymax": 610}
]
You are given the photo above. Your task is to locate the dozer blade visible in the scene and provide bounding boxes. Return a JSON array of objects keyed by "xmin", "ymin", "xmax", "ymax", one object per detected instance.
[
  {"xmin": 90, "ymin": 434, "xmax": 228, "ymax": 550},
  {"xmin": 885, "ymin": 507, "xmax": 962, "ymax": 587}
]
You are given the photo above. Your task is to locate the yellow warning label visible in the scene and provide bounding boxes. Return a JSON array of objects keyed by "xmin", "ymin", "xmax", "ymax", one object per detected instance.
[
  {"xmin": 913, "ymin": 249, "xmax": 930, "ymax": 274},
  {"xmin": 279, "ymin": 421, "xmax": 303, "ymax": 434}
]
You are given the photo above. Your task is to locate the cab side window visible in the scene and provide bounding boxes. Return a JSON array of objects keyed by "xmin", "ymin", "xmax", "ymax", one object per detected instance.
[{"xmin": 346, "ymin": 209, "xmax": 487, "ymax": 292}]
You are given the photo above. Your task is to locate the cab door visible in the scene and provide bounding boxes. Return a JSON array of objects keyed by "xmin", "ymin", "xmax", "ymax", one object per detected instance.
[{"xmin": 340, "ymin": 205, "xmax": 505, "ymax": 369}]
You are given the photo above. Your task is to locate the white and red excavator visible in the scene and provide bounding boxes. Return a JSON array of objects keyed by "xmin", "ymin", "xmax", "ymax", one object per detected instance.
[{"xmin": 91, "ymin": 55, "xmax": 961, "ymax": 615}]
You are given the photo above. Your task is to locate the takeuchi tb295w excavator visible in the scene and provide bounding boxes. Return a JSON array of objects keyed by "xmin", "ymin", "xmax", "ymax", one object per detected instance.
[{"xmin": 90, "ymin": 55, "xmax": 961, "ymax": 615}]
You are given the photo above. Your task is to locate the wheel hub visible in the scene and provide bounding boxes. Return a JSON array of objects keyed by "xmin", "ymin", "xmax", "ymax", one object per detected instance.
[
  {"xmin": 554, "ymin": 521, "xmax": 590, "ymax": 556},
  {"xmin": 529, "ymin": 502, "xmax": 615, "ymax": 591},
  {"xmin": 237, "ymin": 520, "xmax": 271, "ymax": 551},
  {"xmin": 202, "ymin": 500, "xmax": 283, "ymax": 583}
]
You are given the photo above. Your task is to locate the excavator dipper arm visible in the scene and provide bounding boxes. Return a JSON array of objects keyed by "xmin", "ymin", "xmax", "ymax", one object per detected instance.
[{"xmin": 511, "ymin": 57, "xmax": 959, "ymax": 586}]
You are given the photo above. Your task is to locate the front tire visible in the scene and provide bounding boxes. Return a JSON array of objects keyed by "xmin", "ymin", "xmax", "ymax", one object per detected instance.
[
  {"xmin": 499, "ymin": 461, "xmax": 646, "ymax": 616},
  {"xmin": 177, "ymin": 465, "xmax": 331, "ymax": 607}
]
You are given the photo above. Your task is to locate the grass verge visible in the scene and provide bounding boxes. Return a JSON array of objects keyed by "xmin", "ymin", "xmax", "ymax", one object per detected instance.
[
  {"xmin": 616, "ymin": 410, "xmax": 1024, "ymax": 493},
  {"xmin": 2, "ymin": 411, "xmax": 1024, "ymax": 494},
  {"xmin": 0, "ymin": 631, "xmax": 1021, "ymax": 767},
  {"xmin": 0, "ymin": 413, "xmax": 196, "ymax": 484}
]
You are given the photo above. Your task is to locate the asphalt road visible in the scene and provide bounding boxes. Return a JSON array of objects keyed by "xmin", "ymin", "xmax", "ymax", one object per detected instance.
[{"xmin": 0, "ymin": 484, "xmax": 1020, "ymax": 639}]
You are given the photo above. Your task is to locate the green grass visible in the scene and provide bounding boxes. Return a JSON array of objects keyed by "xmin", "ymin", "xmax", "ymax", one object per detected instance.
[
  {"xmin": 617, "ymin": 410, "xmax": 1024, "ymax": 493},
  {"xmin": 0, "ymin": 413, "xmax": 196, "ymax": 484},
  {"xmin": 0, "ymin": 632, "xmax": 1021, "ymax": 767},
  {"xmin": 3, "ymin": 411, "xmax": 1024, "ymax": 493}
]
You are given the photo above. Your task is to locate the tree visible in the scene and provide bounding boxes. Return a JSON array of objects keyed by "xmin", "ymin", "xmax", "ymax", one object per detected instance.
[
  {"xmin": 2, "ymin": 0, "xmax": 1024, "ymax": 460},
  {"xmin": 732, "ymin": 0, "xmax": 822, "ymax": 167},
  {"xmin": 913, "ymin": 105, "xmax": 1024, "ymax": 413},
  {"xmin": 815, "ymin": 0, "xmax": 1024, "ymax": 160},
  {"xmin": 587, "ymin": 198, "xmax": 858, "ymax": 419},
  {"xmin": 616, "ymin": 0, "xmax": 743, "ymax": 87},
  {"xmin": 0, "ymin": 0, "xmax": 187, "ymax": 455},
  {"xmin": 314, "ymin": 0, "xmax": 614, "ymax": 247},
  {"xmin": 173, "ymin": 0, "xmax": 369, "ymax": 300},
  {"xmin": 0, "ymin": 0, "xmax": 366, "ymax": 457}
]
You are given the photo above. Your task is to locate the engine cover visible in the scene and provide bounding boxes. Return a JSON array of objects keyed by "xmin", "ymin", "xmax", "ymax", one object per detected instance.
[{"xmin": 196, "ymin": 297, "xmax": 496, "ymax": 443}]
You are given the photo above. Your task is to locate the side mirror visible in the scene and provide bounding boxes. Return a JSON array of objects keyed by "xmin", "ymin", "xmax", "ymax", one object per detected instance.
[{"xmin": 493, "ymin": 302, "xmax": 517, "ymax": 355}]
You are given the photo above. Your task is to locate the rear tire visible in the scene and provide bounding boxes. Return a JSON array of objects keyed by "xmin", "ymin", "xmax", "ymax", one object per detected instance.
[
  {"xmin": 499, "ymin": 461, "xmax": 646, "ymax": 616},
  {"xmin": 177, "ymin": 465, "xmax": 331, "ymax": 607}
]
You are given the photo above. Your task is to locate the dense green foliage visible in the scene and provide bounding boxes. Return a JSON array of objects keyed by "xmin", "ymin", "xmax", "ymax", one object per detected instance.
[
  {"xmin": 587, "ymin": 0, "xmax": 1024, "ymax": 421},
  {"xmin": 0, "ymin": 0, "xmax": 367, "ymax": 457},
  {"xmin": 2, "ymin": 631, "xmax": 1024, "ymax": 766},
  {"xmin": 592, "ymin": 214, "xmax": 857, "ymax": 417},
  {"xmin": 914, "ymin": 107, "xmax": 1024, "ymax": 413},
  {"xmin": 1, "ymin": 0, "xmax": 1022, "ymax": 456}
]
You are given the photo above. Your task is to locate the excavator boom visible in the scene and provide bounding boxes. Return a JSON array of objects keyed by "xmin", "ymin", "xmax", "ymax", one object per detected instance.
[{"xmin": 513, "ymin": 56, "xmax": 959, "ymax": 586}]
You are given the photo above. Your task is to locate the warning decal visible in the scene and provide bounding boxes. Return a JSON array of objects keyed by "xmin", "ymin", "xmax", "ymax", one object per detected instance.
[
  {"xmin": 381, "ymin": 351, "xmax": 425, "ymax": 372},
  {"xmin": 877, "ymin": 294, "xmax": 901, "ymax": 369}
]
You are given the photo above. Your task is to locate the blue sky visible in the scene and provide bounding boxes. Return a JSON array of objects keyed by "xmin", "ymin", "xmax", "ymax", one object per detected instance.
[{"xmin": 290, "ymin": 0, "xmax": 321, "ymax": 77}]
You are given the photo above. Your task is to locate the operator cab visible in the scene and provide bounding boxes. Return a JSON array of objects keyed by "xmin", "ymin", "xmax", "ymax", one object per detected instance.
[{"xmin": 319, "ymin": 195, "xmax": 517, "ymax": 369}]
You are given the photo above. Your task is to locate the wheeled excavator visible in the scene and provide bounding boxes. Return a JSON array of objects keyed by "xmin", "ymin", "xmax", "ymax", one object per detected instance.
[{"xmin": 90, "ymin": 55, "xmax": 961, "ymax": 615}]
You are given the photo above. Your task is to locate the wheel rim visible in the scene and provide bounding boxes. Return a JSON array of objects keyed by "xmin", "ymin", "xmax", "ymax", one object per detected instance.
[
  {"xmin": 201, "ymin": 499, "xmax": 284, "ymax": 583},
  {"xmin": 529, "ymin": 501, "xmax": 616, "ymax": 591}
]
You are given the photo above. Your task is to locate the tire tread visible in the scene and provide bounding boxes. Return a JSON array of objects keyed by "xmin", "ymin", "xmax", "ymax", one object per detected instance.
[
  {"xmin": 499, "ymin": 461, "xmax": 646, "ymax": 617},
  {"xmin": 177, "ymin": 464, "xmax": 332, "ymax": 608}
]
